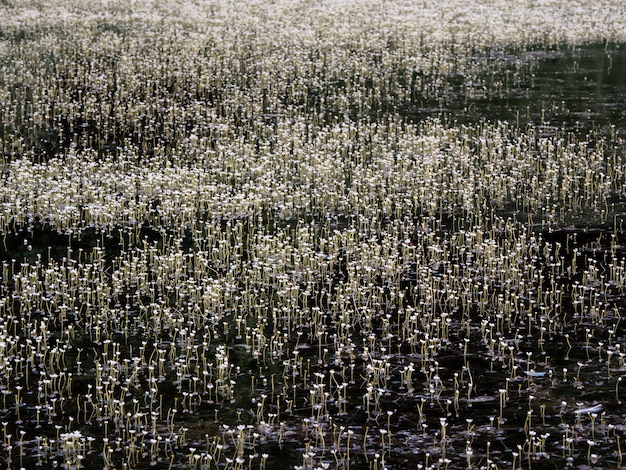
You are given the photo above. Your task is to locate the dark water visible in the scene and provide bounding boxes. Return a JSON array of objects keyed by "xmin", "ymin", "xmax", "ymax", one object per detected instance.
[{"xmin": 404, "ymin": 42, "xmax": 626, "ymax": 136}]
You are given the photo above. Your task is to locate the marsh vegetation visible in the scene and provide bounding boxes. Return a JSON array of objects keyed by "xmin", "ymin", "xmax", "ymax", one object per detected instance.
[{"xmin": 1, "ymin": 1, "xmax": 626, "ymax": 469}]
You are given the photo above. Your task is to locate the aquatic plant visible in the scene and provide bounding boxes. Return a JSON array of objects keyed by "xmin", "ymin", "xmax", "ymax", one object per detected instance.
[{"xmin": 1, "ymin": 0, "xmax": 626, "ymax": 469}]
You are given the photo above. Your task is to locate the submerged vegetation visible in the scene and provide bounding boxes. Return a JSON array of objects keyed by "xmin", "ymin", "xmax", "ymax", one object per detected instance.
[{"xmin": 2, "ymin": 0, "xmax": 626, "ymax": 468}]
